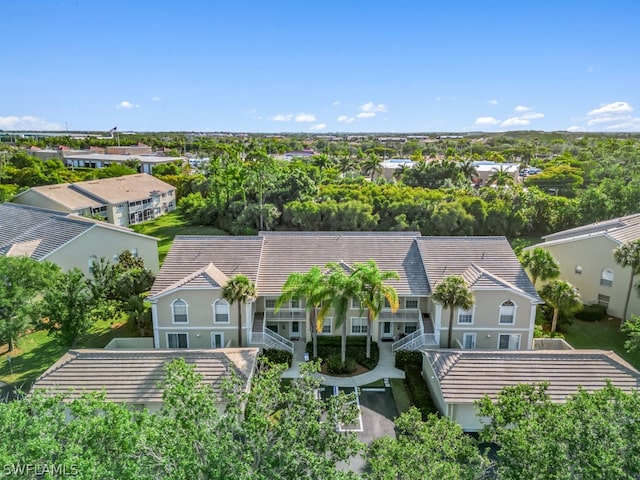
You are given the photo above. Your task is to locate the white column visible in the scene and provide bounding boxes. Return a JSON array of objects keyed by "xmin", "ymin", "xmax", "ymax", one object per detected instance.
[
  {"xmin": 434, "ymin": 303, "xmax": 443, "ymax": 344},
  {"xmin": 151, "ymin": 303, "xmax": 160, "ymax": 348},
  {"xmin": 527, "ymin": 302, "xmax": 537, "ymax": 350}
]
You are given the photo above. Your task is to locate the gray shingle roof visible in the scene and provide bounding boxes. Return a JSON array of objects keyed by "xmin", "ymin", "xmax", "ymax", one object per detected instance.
[
  {"xmin": 542, "ymin": 213, "xmax": 640, "ymax": 245},
  {"xmin": 424, "ymin": 349, "xmax": 640, "ymax": 404},
  {"xmin": 416, "ymin": 236, "xmax": 540, "ymax": 300},
  {"xmin": 32, "ymin": 348, "xmax": 258, "ymax": 404}
]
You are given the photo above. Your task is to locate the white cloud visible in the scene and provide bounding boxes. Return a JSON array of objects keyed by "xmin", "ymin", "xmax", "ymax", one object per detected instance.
[
  {"xmin": 332, "ymin": 101, "xmax": 340, "ymax": 107},
  {"xmin": 0, "ymin": 115, "xmax": 63, "ymax": 130},
  {"xmin": 566, "ymin": 126, "xmax": 582, "ymax": 132},
  {"xmin": 488, "ymin": 99, "xmax": 498, "ymax": 105},
  {"xmin": 272, "ymin": 114, "xmax": 293, "ymax": 122},
  {"xmin": 152, "ymin": 96, "xmax": 161, "ymax": 101},
  {"xmin": 587, "ymin": 115, "xmax": 623, "ymax": 126},
  {"xmin": 295, "ymin": 113, "xmax": 316, "ymax": 123},
  {"xmin": 116, "ymin": 101, "xmax": 139, "ymax": 109},
  {"xmin": 356, "ymin": 112, "xmax": 376, "ymax": 119},
  {"xmin": 358, "ymin": 102, "xmax": 387, "ymax": 113},
  {"xmin": 337, "ymin": 115, "xmax": 355, "ymax": 124},
  {"xmin": 587, "ymin": 101, "xmax": 633, "ymax": 116},
  {"xmin": 501, "ymin": 117, "xmax": 531, "ymax": 127},
  {"xmin": 310, "ymin": 123, "xmax": 326, "ymax": 131},
  {"xmin": 605, "ymin": 119, "xmax": 640, "ymax": 131},
  {"xmin": 521, "ymin": 112, "xmax": 544, "ymax": 120},
  {"xmin": 475, "ymin": 116, "xmax": 500, "ymax": 126},
  {"xmin": 514, "ymin": 105, "xmax": 531, "ymax": 113}
]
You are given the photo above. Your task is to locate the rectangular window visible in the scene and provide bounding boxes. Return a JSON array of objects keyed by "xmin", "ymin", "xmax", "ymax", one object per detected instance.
[
  {"xmin": 600, "ymin": 278, "xmax": 613, "ymax": 287},
  {"xmin": 351, "ymin": 298, "xmax": 361, "ymax": 309},
  {"xmin": 404, "ymin": 324, "xmax": 418, "ymax": 335},
  {"xmin": 350, "ymin": 317, "xmax": 368, "ymax": 335},
  {"xmin": 498, "ymin": 334, "xmax": 520, "ymax": 350},
  {"xmin": 597, "ymin": 294, "xmax": 610, "ymax": 308},
  {"xmin": 265, "ymin": 299, "xmax": 276, "ymax": 309},
  {"xmin": 291, "ymin": 322, "xmax": 300, "ymax": 333},
  {"xmin": 321, "ymin": 317, "xmax": 332, "ymax": 334},
  {"xmin": 167, "ymin": 333, "xmax": 188, "ymax": 349},
  {"xmin": 214, "ymin": 303, "xmax": 229, "ymax": 323},
  {"xmin": 291, "ymin": 299, "xmax": 301, "ymax": 309},
  {"xmin": 458, "ymin": 309, "xmax": 473, "ymax": 324},
  {"xmin": 405, "ymin": 298, "xmax": 419, "ymax": 309}
]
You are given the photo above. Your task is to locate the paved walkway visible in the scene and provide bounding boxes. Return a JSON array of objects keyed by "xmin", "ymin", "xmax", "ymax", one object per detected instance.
[{"xmin": 282, "ymin": 340, "xmax": 405, "ymax": 387}]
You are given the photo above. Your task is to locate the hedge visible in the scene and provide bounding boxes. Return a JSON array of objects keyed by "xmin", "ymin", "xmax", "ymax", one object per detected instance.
[
  {"xmin": 261, "ymin": 349, "xmax": 293, "ymax": 367},
  {"xmin": 404, "ymin": 364, "xmax": 438, "ymax": 419},
  {"xmin": 574, "ymin": 304, "xmax": 608, "ymax": 322},
  {"xmin": 306, "ymin": 336, "xmax": 379, "ymax": 370},
  {"xmin": 395, "ymin": 350, "xmax": 423, "ymax": 369}
]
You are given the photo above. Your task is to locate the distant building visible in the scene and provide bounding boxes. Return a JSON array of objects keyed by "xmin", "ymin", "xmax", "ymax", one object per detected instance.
[
  {"xmin": 63, "ymin": 152, "xmax": 183, "ymax": 174},
  {"xmin": 471, "ymin": 162, "xmax": 521, "ymax": 186},
  {"xmin": 12, "ymin": 173, "xmax": 176, "ymax": 227},
  {"xmin": 282, "ymin": 149, "xmax": 316, "ymax": 160},
  {"xmin": 380, "ymin": 158, "xmax": 415, "ymax": 180}
]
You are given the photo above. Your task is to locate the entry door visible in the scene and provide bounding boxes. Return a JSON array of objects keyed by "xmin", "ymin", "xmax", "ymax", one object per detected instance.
[
  {"xmin": 382, "ymin": 322, "xmax": 393, "ymax": 338},
  {"xmin": 212, "ymin": 332, "xmax": 224, "ymax": 349}
]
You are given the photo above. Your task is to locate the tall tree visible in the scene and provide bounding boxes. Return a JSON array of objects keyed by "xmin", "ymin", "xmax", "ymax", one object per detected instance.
[
  {"xmin": 325, "ymin": 263, "xmax": 361, "ymax": 364},
  {"xmin": 352, "ymin": 260, "xmax": 399, "ymax": 358},
  {"xmin": 519, "ymin": 247, "xmax": 560, "ymax": 287},
  {"xmin": 432, "ymin": 275, "xmax": 474, "ymax": 349},
  {"xmin": 540, "ymin": 279, "xmax": 581, "ymax": 333},
  {"xmin": 613, "ymin": 239, "xmax": 640, "ymax": 324},
  {"xmin": 44, "ymin": 268, "xmax": 93, "ymax": 347},
  {"xmin": 487, "ymin": 165, "xmax": 515, "ymax": 186},
  {"xmin": 222, "ymin": 274, "xmax": 257, "ymax": 347},
  {"xmin": 275, "ymin": 266, "xmax": 331, "ymax": 359},
  {"xmin": 362, "ymin": 153, "xmax": 382, "ymax": 181},
  {"xmin": 0, "ymin": 256, "xmax": 60, "ymax": 352}
]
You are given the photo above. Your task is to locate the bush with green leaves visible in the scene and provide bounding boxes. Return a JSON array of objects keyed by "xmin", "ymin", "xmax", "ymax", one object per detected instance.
[
  {"xmin": 574, "ymin": 303, "xmax": 608, "ymax": 322},
  {"xmin": 395, "ymin": 350, "xmax": 423, "ymax": 369},
  {"xmin": 404, "ymin": 364, "xmax": 438, "ymax": 419},
  {"xmin": 260, "ymin": 349, "xmax": 293, "ymax": 367},
  {"xmin": 326, "ymin": 353, "xmax": 357, "ymax": 375}
]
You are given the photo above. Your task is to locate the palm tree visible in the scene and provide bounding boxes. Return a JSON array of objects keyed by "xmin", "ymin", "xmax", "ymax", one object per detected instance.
[
  {"xmin": 362, "ymin": 153, "xmax": 383, "ymax": 181},
  {"xmin": 458, "ymin": 159, "xmax": 478, "ymax": 183},
  {"xmin": 613, "ymin": 240, "xmax": 640, "ymax": 324},
  {"xmin": 519, "ymin": 247, "xmax": 560, "ymax": 288},
  {"xmin": 222, "ymin": 274, "xmax": 256, "ymax": 347},
  {"xmin": 487, "ymin": 165, "xmax": 514, "ymax": 186},
  {"xmin": 325, "ymin": 263, "xmax": 361, "ymax": 364},
  {"xmin": 540, "ymin": 280, "xmax": 581, "ymax": 333},
  {"xmin": 275, "ymin": 266, "xmax": 331, "ymax": 358},
  {"xmin": 352, "ymin": 260, "xmax": 399, "ymax": 358},
  {"xmin": 432, "ymin": 275, "xmax": 474, "ymax": 349}
]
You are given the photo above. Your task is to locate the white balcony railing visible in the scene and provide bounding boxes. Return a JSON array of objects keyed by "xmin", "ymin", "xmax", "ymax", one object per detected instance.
[
  {"xmin": 379, "ymin": 309, "xmax": 421, "ymax": 322},
  {"xmin": 265, "ymin": 308, "xmax": 306, "ymax": 322}
]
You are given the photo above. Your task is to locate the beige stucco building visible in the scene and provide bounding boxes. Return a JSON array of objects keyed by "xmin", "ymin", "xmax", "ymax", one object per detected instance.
[
  {"xmin": 0, "ymin": 203, "xmax": 159, "ymax": 274},
  {"xmin": 148, "ymin": 232, "xmax": 541, "ymax": 353},
  {"xmin": 12, "ymin": 173, "xmax": 176, "ymax": 227},
  {"xmin": 537, "ymin": 213, "xmax": 640, "ymax": 321}
]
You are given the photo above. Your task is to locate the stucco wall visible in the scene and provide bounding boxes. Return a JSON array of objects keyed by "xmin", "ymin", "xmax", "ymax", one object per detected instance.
[{"xmin": 542, "ymin": 236, "xmax": 638, "ymax": 320}]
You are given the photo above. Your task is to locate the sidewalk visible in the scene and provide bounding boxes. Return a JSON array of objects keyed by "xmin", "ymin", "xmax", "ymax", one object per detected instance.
[{"xmin": 281, "ymin": 340, "xmax": 405, "ymax": 387}]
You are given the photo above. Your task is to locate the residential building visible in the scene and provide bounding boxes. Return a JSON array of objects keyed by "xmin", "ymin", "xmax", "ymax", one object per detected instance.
[
  {"xmin": 32, "ymin": 348, "xmax": 258, "ymax": 413},
  {"xmin": 537, "ymin": 213, "xmax": 640, "ymax": 321},
  {"xmin": 62, "ymin": 152, "xmax": 183, "ymax": 174},
  {"xmin": 422, "ymin": 348, "xmax": 640, "ymax": 431},
  {"xmin": 12, "ymin": 173, "xmax": 176, "ymax": 227},
  {"xmin": 0, "ymin": 203, "xmax": 159, "ymax": 274},
  {"xmin": 148, "ymin": 232, "xmax": 540, "ymax": 353}
]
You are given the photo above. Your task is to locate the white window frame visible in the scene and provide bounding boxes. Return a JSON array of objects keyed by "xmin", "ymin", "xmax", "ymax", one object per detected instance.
[
  {"xmin": 291, "ymin": 321, "xmax": 300, "ymax": 334},
  {"xmin": 350, "ymin": 317, "xmax": 368, "ymax": 335},
  {"xmin": 457, "ymin": 306, "xmax": 474, "ymax": 325},
  {"xmin": 498, "ymin": 333, "xmax": 520, "ymax": 350},
  {"xmin": 212, "ymin": 299, "xmax": 230, "ymax": 324},
  {"xmin": 597, "ymin": 294, "xmax": 610, "ymax": 308},
  {"xmin": 462, "ymin": 333, "xmax": 476, "ymax": 349},
  {"xmin": 88, "ymin": 255, "xmax": 98, "ymax": 274},
  {"xmin": 171, "ymin": 299, "xmax": 189, "ymax": 324},
  {"xmin": 320, "ymin": 317, "xmax": 333, "ymax": 335},
  {"xmin": 404, "ymin": 323, "xmax": 418, "ymax": 335},
  {"xmin": 600, "ymin": 269, "xmax": 614, "ymax": 287},
  {"xmin": 167, "ymin": 332, "xmax": 189, "ymax": 349},
  {"xmin": 211, "ymin": 332, "xmax": 224, "ymax": 349},
  {"xmin": 265, "ymin": 298, "xmax": 277, "ymax": 309},
  {"xmin": 351, "ymin": 298, "xmax": 362, "ymax": 309},
  {"xmin": 498, "ymin": 300, "xmax": 517, "ymax": 325},
  {"xmin": 404, "ymin": 298, "xmax": 419, "ymax": 309}
]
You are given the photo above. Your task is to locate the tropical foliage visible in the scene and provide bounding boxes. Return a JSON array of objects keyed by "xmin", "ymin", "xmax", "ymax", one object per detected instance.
[{"xmin": 432, "ymin": 275, "xmax": 474, "ymax": 348}]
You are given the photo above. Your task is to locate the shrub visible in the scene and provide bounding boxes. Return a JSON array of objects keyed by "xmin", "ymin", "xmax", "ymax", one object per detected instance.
[
  {"xmin": 261, "ymin": 349, "xmax": 293, "ymax": 368},
  {"xmin": 326, "ymin": 353, "xmax": 357, "ymax": 375},
  {"xmin": 395, "ymin": 350, "xmax": 423, "ymax": 369},
  {"xmin": 575, "ymin": 304, "xmax": 608, "ymax": 322},
  {"xmin": 404, "ymin": 364, "xmax": 438, "ymax": 420},
  {"xmin": 306, "ymin": 336, "xmax": 379, "ymax": 370}
]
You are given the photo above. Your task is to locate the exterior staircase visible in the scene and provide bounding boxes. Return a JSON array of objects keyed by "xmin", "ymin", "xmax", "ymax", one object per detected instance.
[
  {"xmin": 392, "ymin": 313, "xmax": 438, "ymax": 354},
  {"xmin": 249, "ymin": 311, "xmax": 294, "ymax": 354}
]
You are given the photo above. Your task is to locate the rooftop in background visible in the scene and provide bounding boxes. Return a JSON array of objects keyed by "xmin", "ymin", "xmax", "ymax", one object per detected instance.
[{"xmin": 542, "ymin": 212, "xmax": 640, "ymax": 245}]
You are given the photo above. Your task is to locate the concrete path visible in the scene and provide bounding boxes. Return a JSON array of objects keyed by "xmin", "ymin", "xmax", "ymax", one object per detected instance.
[{"xmin": 282, "ymin": 340, "xmax": 405, "ymax": 387}]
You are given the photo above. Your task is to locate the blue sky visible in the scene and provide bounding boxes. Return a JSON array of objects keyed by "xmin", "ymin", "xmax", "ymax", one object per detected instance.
[{"xmin": 3, "ymin": 0, "xmax": 640, "ymax": 133}]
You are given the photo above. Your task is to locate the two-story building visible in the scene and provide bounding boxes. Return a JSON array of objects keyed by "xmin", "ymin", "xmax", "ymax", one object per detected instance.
[
  {"xmin": 12, "ymin": 173, "xmax": 176, "ymax": 227},
  {"xmin": 148, "ymin": 232, "xmax": 541, "ymax": 353}
]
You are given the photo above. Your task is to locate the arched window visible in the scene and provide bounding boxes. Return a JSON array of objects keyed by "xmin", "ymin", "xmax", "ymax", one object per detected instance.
[
  {"xmin": 600, "ymin": 269, "xmax": 614, "ymax": 287},
  {"xmin": 172, "ymin": 299, "xmax": 188, "ymax": 323},
  {"xmin": 213, "ymin": 299, "xmax": 230, "ymax": 324},
  {"xmin": 499, "ymin": 300, "xmax": 516, "ymax": 325},
  {"xmin": 88, "ymin": 255, "xmax": 98, "ymax": 275}
]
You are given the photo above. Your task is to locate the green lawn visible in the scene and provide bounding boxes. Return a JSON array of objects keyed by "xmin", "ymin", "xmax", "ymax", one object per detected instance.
[
  {"xmin": 563, "ymin": 318, "xmax": 640, "ymax": 370},
  {"xmin": 131, "ymin": 211, "xmax": 227, "ymax": 264},
  {"xmin": 0, "ymin": 316, "xmax": 138, "ymax": 388},
  {"xmin": 390, "ymin": 378, "xmax": 412, "ymax": 416}
]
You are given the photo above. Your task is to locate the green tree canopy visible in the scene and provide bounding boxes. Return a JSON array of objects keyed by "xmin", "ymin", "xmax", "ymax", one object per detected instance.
[
  {"xmin": 540, "ymin": 279, "xmax": 581, "ymax": 333},
  {"xmin": 432, "ymin": 275, "xmax": 474, "ymax": 348},
  {"xmin": 222, "ymin": 274, "xmax": 257, "ymax": 347},
  {"xmin": 613, "ymin": 239, "xmax": 640, "ymax": 323},
  {"xmin": 519, "ymin": 247, "xmax": 560, "ymax": 287}
]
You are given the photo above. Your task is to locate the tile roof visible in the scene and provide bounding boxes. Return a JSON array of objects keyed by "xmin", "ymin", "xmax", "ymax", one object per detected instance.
[
  {"xmin": 32, "ymin": 348, "xmax": 258, "ymax": 404},
  {"xmin": 0, "ymin": 203, "xmax": 155, "ymax": 261},
  {"xmin": 151, "ymin": 233, "xmax": 535, "ymax": 299},
  {"xmin": 542, "ymin": 213, "xmax": 640, "ymax": 245},
  {"xmin": 423, "ymin": 349, "xmax": 640, "ymax": 404},
  {"xmin": 69, "ymin": 173, "xmax": 174, "ymax": 204},
  {"xmin": 17, "ymin": 183, "xmax": 104, "ymax": 210},
  {"xmin": 416, "ymin": 236, "xmax": 540, "ymax": 300}
]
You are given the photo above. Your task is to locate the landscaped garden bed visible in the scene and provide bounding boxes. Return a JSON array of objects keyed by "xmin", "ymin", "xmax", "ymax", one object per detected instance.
[{"xmin": 306, "ymin": 336, "xmax": 379, "ymax": 375}]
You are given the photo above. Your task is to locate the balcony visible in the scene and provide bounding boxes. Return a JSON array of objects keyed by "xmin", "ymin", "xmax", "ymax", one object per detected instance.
[
  {"xmin": 265, "ymin": 308, "xmax": 306, "ymax": 322},
  {"xmin": 378, "ymin": 309, "xmax": 421, "ymax": 322}
]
